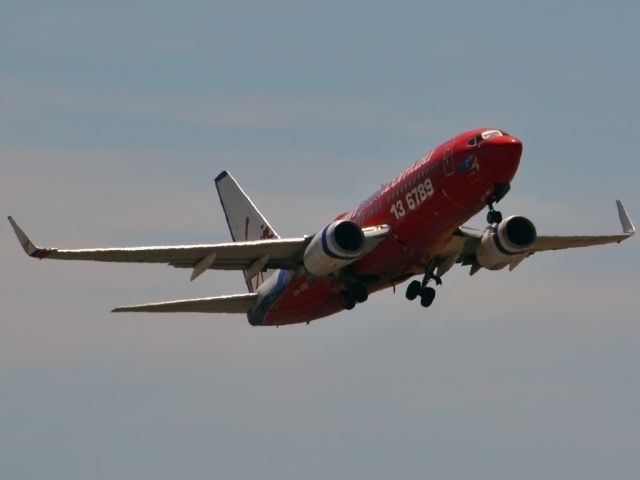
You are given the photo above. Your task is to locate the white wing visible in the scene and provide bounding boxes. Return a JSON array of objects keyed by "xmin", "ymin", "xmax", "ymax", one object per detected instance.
[
  {"xmin": 435, "ymin": 200, "xmax": 635, "ymax": 276},
  {"xmin": 532, "ymin": 200, "xmax": 635, "ymax": 252},
  {"xmin": 8, "ymin": 216, "xmax": 310, "ymax": 277},
  {"xmin": 8, "ymin": 217, "xmax": 391, "ymax": 283}
]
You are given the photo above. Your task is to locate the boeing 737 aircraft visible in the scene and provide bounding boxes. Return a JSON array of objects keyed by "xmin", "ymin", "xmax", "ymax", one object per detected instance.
[{"xmin": 9, "ymin": 128, "xmax": 636, "ymax": 326}]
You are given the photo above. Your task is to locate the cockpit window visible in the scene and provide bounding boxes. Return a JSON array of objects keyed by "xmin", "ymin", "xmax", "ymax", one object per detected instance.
[
  {"xmin": 468, "ymin": 134, "xmax": 484, "ymax": 146},
  {"xmin": 469, "ymin": 129, "xmax": 505, "ymax": 146},
  {"xmin": 481, "ymin": 129, "xmax": 503, "ymax": 140}
]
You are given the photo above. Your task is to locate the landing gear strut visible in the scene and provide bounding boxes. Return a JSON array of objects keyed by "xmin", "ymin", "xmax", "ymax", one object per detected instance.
[
  {"xmin": 486, "ymin": 183, "xmax": 509, "ymax": 224},
  {"xmin": 405, "ymin": 262, "xmax": 442, "ymax": 308}
]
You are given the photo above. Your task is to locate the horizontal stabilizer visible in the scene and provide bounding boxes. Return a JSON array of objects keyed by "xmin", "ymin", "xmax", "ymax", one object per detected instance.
[{"xmin": 112, "ymin": 293, "xmax": 258, "ymax": 314}]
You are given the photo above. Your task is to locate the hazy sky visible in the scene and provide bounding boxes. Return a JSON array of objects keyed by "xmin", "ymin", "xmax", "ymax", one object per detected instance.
[{"xmin": 2, "ymin": 1, "xmax": 639, "ymax": 479}]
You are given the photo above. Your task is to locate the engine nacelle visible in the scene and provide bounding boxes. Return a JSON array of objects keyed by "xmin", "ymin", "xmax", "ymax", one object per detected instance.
[
  {"xmin": 476, "ymin": 215, "xmax": 537, "ymax": 270},
  {"xmin": 303, "ymin": 220, "xmax": 366, "ymax": 276}
]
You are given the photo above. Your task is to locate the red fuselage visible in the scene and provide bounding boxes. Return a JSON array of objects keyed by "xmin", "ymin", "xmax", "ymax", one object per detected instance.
[{"xmin": 257, "ymin": 128, "xmax": 523, "ymax": 326}]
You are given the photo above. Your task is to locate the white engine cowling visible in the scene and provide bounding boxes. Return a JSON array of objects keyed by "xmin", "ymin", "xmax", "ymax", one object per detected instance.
[
  {"xmin": 476, "ymin": 215, "xmax": 537, "ymax": 270},
  {"xmin": 303, "ymin": 220, "xmax": 366, "ymax": 276}
]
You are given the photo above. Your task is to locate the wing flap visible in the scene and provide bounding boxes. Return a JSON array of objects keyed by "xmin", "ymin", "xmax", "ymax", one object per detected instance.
[{"xmin": 112, "ymin": 293, "xmax": 258, "ymax": 313}]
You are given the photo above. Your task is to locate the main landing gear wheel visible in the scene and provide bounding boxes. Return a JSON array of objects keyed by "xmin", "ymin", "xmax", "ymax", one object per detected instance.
[
  {"xmin": 419, "ymin": 287, "xmax": 436, "ymax": 308},
  {"xmin": 406, "ymin": 263, "xmax": 441, "ymax": 308},
  {"xmin": 405, "ymin": 280, "xmax": 422, "ymax": 301},
  {"xmin": 340, "ymin": 283, "xmax": 368, "ymax": 310},
  {"xmin": 351, "ymin": 283, "xmax": 369, "ymax": 303},
  {"xmin": 339, "ymin": 292, "xmax": 356, "ymax": 310}
]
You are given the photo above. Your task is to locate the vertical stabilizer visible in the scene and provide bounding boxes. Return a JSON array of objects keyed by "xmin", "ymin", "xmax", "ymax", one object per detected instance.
[{"xmin": 214, "ymin": 171, "xmax": 280, "ymax": 292}]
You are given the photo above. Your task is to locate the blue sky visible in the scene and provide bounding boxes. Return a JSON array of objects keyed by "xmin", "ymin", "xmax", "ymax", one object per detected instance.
[{"xmin": 2, "ymin": 1, "xmax": 639, "ymax": 479}]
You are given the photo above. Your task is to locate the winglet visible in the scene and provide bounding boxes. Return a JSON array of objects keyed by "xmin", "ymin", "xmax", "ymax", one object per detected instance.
[
  {"xmin": 7, "ymin": 216, "xmax": 41, "ymax": 257},
  {"xmin": 616, "ymin": 200, "xmax": 636, "ymax": 235}
]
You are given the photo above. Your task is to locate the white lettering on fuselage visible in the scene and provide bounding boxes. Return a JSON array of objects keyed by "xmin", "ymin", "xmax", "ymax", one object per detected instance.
[
  {"xmin": 347, "ymin": 150, "xmax": 437, "ymax": 223},
  {"xmin": 389, "ymin": 178, "xmax": 434, "ymax": 220},
  {"xmin": 381, "ymin": 150, "xmax": 432, "ymax": 197},
  {"xmin": 293, "ymin": 281, "xmax": 310, "ymax": 298}
]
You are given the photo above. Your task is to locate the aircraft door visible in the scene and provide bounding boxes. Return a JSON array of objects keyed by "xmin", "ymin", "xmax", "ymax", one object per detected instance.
[{"xmin": 443, "ymin": 143, "xmax": 455, "ymax": 176}]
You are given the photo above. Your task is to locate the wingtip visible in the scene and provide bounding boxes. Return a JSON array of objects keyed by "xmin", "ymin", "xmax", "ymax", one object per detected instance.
[
  {"xmin": 616, "ymin": 200, "xmax": 636, "ymax": 235},
  {"xmin": 214, "ymin": 170, "xmax": 229, "ymax": 183},
  {"xmin": 7, "ymin": 216, "xmax": 40, "ymax": 256}
]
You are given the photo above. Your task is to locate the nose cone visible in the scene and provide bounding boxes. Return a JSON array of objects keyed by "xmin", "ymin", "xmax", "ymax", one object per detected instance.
[
  {"xmin": 506, "ymin": 134, "xmax": 523, "ymax": 157},
  {"xmin": 487, "ymin": 134, "xmax": 522, "ymax": 156},
  {"xmin": 481, "ymin": 134, "xmax": 522, "ymax": 182}
]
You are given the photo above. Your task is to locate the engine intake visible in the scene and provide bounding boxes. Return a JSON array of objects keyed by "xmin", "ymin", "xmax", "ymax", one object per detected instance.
[
  {"xmin": 476, "ymin": 215, "xmax": 537, "ymax": 270},
  {"xmin": 303, "ymin": 220, "xmax": 365, "ymax": 276}
]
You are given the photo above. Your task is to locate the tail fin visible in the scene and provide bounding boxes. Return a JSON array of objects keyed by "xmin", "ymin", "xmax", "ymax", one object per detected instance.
[{"xmin": 214, "ymin": 171, "xmax": 280, "ymax": 292}]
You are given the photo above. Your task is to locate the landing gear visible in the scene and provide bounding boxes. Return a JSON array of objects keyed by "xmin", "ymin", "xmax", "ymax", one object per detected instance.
[
  {"xmin": 350, "ymin": 283, "xmax": 369, "ymax": 303},
  {"xmin": 340, "ymin": 282, "xmax": 368, "ymax": 310},
  {"xmin": 419, "ymin": 287, "xmax": 436, "ymax": 308},
  {"xmin": 405, "ymin": 280, "xmax": 422, "ymax": 300},
  {"xmin": 486, "ymin": 204, "xmax": 503, "ymax": 224},
  {"xmin": 405, "ymin": 263, "xmax": 441, "ymax": 308},
  {"xmin": 486, "ymin": 183, "xmax": 510, "ymax": 224},
  {"xmin": 339, "ymin": 293, "xmax": 356, "ymax": 310}
]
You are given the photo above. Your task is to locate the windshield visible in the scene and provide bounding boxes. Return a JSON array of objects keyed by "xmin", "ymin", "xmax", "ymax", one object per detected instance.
[{"xmin": 481, "ymin": 129, "xmax": 503, "ymax": 140}]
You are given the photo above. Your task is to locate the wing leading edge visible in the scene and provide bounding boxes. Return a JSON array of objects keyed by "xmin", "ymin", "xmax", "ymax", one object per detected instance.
[
  {"xmin": 8, "ymin": 216, "xmax": 310, "ymax": 274},
  {"xmin": 532, "ymin": 200, "xmax": 635, "ymax": 252},
  {"xmin": 436, "ymin": 200, "xmax": 635, "ymax": 276}
]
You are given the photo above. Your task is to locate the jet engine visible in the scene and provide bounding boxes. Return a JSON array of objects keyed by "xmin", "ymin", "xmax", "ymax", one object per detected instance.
[
  {"xmin": 475, "ymin": 215, "xmax": 537, "ymax": 270},
  {"xmin": 303, "ymin": 220, "xmax": 366, "ymax": 276}
]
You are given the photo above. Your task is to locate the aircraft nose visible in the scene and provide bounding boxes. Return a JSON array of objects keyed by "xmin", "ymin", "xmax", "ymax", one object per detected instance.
[
  {"xmin": 489, "ymin": 134, "xmax": 522, "ymax": 156},
  {"xmin": 483, "ymin": 134, "xmax": 522, "ymax": 159},
  {"xmin": 506, "ymin": 134, "xmax": 523, "ymax": 156},
  {"xmin": 479, "ymin": 133, "xmax": 522, "ymax": 182}
]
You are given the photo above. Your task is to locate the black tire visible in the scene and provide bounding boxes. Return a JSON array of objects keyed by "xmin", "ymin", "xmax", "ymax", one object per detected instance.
[
  {"xmin": 487, "ymin": 210, "xmax": 503, "ymax": 224},
  {"xmin": 419, "ymin": 287, "xmax": 436, "ymax": 307},
  {"xmin": 405, "ymin": 280, "xmax": 422, "ymax": 301},
  {"xmin": 340, "ymin": 292, "xmax": 356, "ymax": 310},
  {"xmin": 351, "ymin": 283, "xmax": 369, "ymax": 303}
]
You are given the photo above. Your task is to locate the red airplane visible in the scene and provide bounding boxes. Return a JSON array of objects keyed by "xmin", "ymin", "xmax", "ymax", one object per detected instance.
[{"xmin": 9, "ymin": 128, "xmax": 636, "ymax": 326}]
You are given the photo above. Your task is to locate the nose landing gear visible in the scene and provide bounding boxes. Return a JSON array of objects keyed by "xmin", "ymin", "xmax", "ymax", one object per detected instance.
[
  {"xmin": 486, "ymin": 203, "xmax": 503, "ymax": 224},
  {"xmin": 486, "ymin": 183, "xmax": 510, "ymax": 224}
]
